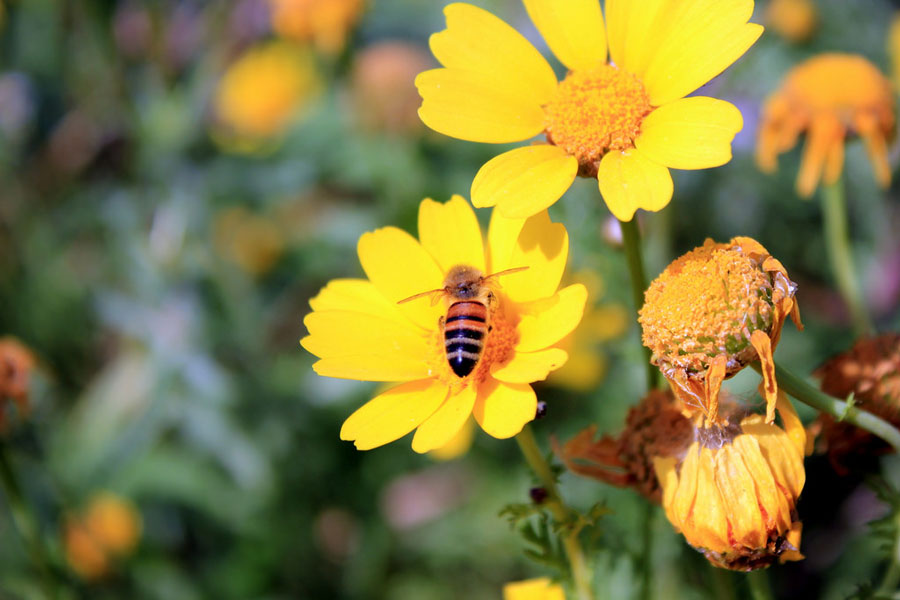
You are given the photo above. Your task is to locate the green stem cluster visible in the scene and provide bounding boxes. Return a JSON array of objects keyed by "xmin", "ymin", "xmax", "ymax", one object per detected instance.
[
  {"xmin": 516, "ymin": 425, "xmax": 593, "ymax": 600},
  {"xmin": 752, "ymin": 361, "xmax": 900, "ymax": 453},
  {"xmin": 821, "ymin": 179, "xmax": 873, "ymax": 336},
  {"xmin": 618, "ymin": 218, "xmax": 659, "ymax": 392}
]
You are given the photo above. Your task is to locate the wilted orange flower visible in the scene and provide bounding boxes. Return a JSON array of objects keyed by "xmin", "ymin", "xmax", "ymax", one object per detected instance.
[
  {"xmin": 765, "ymin": 0, "xmax": 817, "ymax": 43},
  {"xmin": 268, "ymin": 0, "xmax": 364, "ymax": 55},
  {"xmin": 558, "ymin": 389, "xmax": 693, "ymax": 502},
  {"xmin": 351, "ymin": 41, "xmax": 433, "ymax": 135},
  {"xmin": 639, "ymin": 237, "xmax": 801, "ymax": 426},
  {"xmin": 814, "ymin": 333, "xmax": 900, "ymax": 471},
  {"xmin": 64, "ymin": 493, "xmax": 142, "ymax": 581},
  {"xmin": 416, "ymin": 0, "xmax": 761, "ymax": 221},
  {"xmin": 503, "ymin": 578, "xmax": 565, "ymax": 600},
  {"xmin": 213, "ymin": 41, "xmax": 320, "ymax": 149},
  {"xmin": 654, "ymin": 391, "xmax": 806, "ymax": 570},
  {"xmin": 302, "ymin": 196, "xmax": 586, "ymax": 452},
  {"xmin": 213, "ymin": 207, "xmax": 286, "ymax": 276},
  {"xmin": 0, "ymin": 337, "xmax": 36, "ymax": 424},
  {"xmin": 757, "ymin": 54, "xmax": 895, "ymax": 197}
]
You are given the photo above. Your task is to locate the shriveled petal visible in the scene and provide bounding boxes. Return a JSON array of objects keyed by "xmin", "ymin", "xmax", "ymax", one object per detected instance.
[
  {"xmin": 733, "ymin": 431, "xmax": 793, "ymax": 532},
  {"xmin": 501, "ymin": 212, "xmax": 569, "ymax": 303},
  {"xmin": 635, "ymin": 98, "xmax": 743, "ymax": 170},
  {"xmin": 491, "ymin": 348, "xmax": 568, "ymax": 383},
  {"xmin": 606, "ymin": 0, "xmax": 667, "ymax": 78},
  {"xmin": 418, "ymin": 195, "xmax": 485, "ymax": 273},
  {"xmin": 358, "ymin": 226, "xmax": 444, "ymax": 330},
  {"xmin": 776, "ymin": 392, "xmax": 807, "ymax": 457},
  {"xmin": 309, "ymin": 278, "xmax": 402, "ymax": 319},
  {"xmin": 522, "ymin": 0, "xmax": 607, "ymax": 72},
  {"xmin": 340, "ymin": 379, "xmax": 449, "ymax": 450},
  {"xmin": 516, "ymin": 284, "xmax": 588, "ymax": 352},
  {"xmin": 416, "ymin": 68, "xmax": 545, "ymax": 143},
  {"xmin": 302, "ymin": 311, "xmax": 431, "ymax": 381},
  {"xmin": 598, "ymin": 150, "xmax": 673, "ymax": 222},
  {"xmin": 750, "ymin": 330, "xmax": 777, "ymax": 424},
  {"xmin": 742, "ymin": 416, "xmax": 806, "ymax": 500},
  {"xmin": 641, "ymin": 0, "xmax": 762, "ymax": 105},
  {"xmin": 654, "ymin": 456, "xmax": 680, "ymax": 525},
  {"xmin": 687, "ymin": 449, "xmax": 729, "ymax": 552},
  {"xmin": 411, "ymin": 384, "xmax": 477, "ymax": 453},
  {"xmin": 430, "ymin": 3, "xmax": 557, "ymax": 103},
  {"xmin": 714, "ymin": 445, "xmax": 766, "ymax": 549},
  {"xmin": 471, "ymin": 145, "xmax": 578, "ymax": 218},
  {"xmin": 669, "ymin": 445, "xmax": 700, "ymax": 530},
  {"xmin": 473, "ymin": 379, "xmax": 537, "ymax": 438}
]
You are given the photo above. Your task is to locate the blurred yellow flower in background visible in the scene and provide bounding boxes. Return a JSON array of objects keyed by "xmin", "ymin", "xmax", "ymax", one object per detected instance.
[
  {"xmin": 416, "ymin": 1, "xmax": 761, "ymax": 221},
  {"xmin": 213, "ymin": 41, "xmax": 320, "ymax": 150},
  {"xmin": 765, "ymin": 0, "xmax": 817, "ymax": 44},
  {"xmin": 639, "ymin": 237, "xmax": 801, "ymax": 425},
  {"xmin": 889, "ymin": 14, "xmax": 900, "ymax": 90},
  {"xmin": 268, "ymin": 0, "xmax": 364, "ymax": 55},
  {"xmin": 654, "ymin": 392, "xmax": 806, "ymax": 571},
  {"xmin": 64, "ymin": 493, "xmax": 142, "ymax": 581},
  {"xmin": 302, "ymin": 196, "xmax": 587, "ymax": 453},
  {"xmin": 213, "ymin": 207, "xmax": 286, "ymax": 277},
  {"xmin": 547, "ymin": 270, "xmax": 627, "ymax": 392},
  {"xmin": 503, "ymin": 577, "xmax": 565, "ymax": 600},
  {"xmin": 757, "ymin": 53, "xmax": 895, "ymax": 197}
]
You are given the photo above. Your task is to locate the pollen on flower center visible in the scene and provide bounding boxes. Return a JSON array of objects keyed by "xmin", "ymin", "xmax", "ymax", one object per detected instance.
[{"xmin": 544, "ymin": 64, "xmax": 652, "ymax": 177}]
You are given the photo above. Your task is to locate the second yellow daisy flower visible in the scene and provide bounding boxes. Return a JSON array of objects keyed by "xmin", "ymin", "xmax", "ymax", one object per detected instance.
[{"xmin": 416, "ymin": 0, "xmax": 762, "ymax": 221}]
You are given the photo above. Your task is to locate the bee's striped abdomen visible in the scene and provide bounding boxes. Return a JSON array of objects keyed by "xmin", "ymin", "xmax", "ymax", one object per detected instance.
[{"xmin": 444, "ymin": 301, "xmax": 488, "ymax": 377}]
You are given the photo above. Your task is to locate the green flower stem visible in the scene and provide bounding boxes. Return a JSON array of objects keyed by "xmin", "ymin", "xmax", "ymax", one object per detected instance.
[
  {"xmin": 618, "ymin": 218, "xmax": 659, "ymax": 391},
  {"xmin": 821, "ymin": 178, "xmax": 873, "ymax": 336},
  {"xmin": 876, "ymin": 510, "xmax": 900, "ymax": 597},
  {"xmin": 751, "ymin": 361, "xmax": 900, "ymax": 452},
  {"xmin": 0, "ymin": 443, "xmax": 58, "ymax": 600},
  {"xmin": 516, "ymin": 425, "xmax": 593, "ymax": 600},
  {"xmin": 746, "ymin": 569, "xmax": 775, "ymax": 600}
]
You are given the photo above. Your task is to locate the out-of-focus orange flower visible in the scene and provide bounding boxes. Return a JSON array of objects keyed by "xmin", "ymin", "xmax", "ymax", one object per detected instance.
[
  {"xmin": 268, "ymin": 0, "xmax": 364, "ymax": 55},
  {"xmin": 213, "ymin": 41, "xmax": 320, "ymax": 150},
  {"xmin": 639, "ymin": 237, "xmax": 801, "ymax": 426},
  {"xmin": 654, "ymin": 392, "xmax": 806, "ymax": 570},
  {"xmin": 0, "ymin": 337, "xmax": 36, "ymax": 425},
  {"xmin": 765, "ymin": 0, "xmax": 817, "ymax": 43},
  {"xmin": 814, "ymin": 333, "xmax": 900, "ymax": 471},
  {"xmin": 757, "ymin": 54, "xmax": 895, "ymax": 197},
  {"xmin": 350, "ymin": 41, "xmax": 433, "ymax": 135},
  {"xmin": 213, "ymin": 207, "xmax": 286, "ymax": 276},
  {"xmin": 64, "ymin": 493, "xmax": 142, "ymax": 581},
  {"xmin": 558, "ymin": 389, "xmax": 693, "ymax": 502}
]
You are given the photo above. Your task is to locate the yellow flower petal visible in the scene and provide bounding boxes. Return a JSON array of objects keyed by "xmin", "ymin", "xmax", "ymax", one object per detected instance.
[
  {"xmin": 430, "ymin": 3, "xmax": 557, "ymax": 103},
  {"xmin": 309, "ymin": 278, "xmax": 403, "ymax": 318},
  {"xmin": 503, "ymin": 578, "xmax": 566, "ymax": 600},
  {"xmin": 491, "ymin": 348, "xmax": 568, "ymax": 383},
  {"xmin": 418, "ymin": 195, "xmax": 485, "ymax": 273},
  {"xmin": 733, "ymin": 432, "xmax": 792, "ymax": 532},
  {"xmin": 411, "ymin": 384, "xmax": 477, "ymax": 453},
  {"xmin": 654, "ymin": 456, "xmax": 680, "ymax": 525},
  {"xmin": 358, "ymin": 226, "xmax": 444, "ymax": 330},
  {"xmin": 669, "ymin": 445, "xmax": 700, "ymax": 529},
  {"xmin": 302, "ymin": 311, "xmax": 431, "ymax": 381},
  {"xmin": 597, "ymin": 150, "xmax": 673, "ymax": 221},
  {"xmin": 522, "ymin": 0, "xmax": 607, "ymax": 72},
  {"xmin": 486, "ymin": 212, "xmax": 527, "ymax": 274},
  {"xmin": 641, "ymin": 0, "xmax": 762, "ymax": 105},
  {"xmin": 502, "ymin": 212, "xmax": 570, "ymax": 303},
  {"xmin": 473, "ymin": 379, "xmax": 536, "ymax": 439},
  {"xmin": 429, "ymin": 417, "xmax": 475, "ymax": 460},
  {"xmin": 688, "ymin": 450, "xmax": 729, "ymax": 552},
  {"xmin": 713, "ymin": 445, "xmax": 766, "ymax": 549},
  {"xmin": 416, "ymin": 68, "xmax": 546, "ymax": 143},
  {"xmin": 516, "ymin": 284, "xmax": 588, "ymax": 352},
  {"xmin": 635, "ymin": 97, "xmax": 743, "ymax": 170},
  {"xmin": 340, "ymin": 379, "xmax": 449, "ymax": 450},
  {"xmin": 471, "ymin": 145, "xmax": 578, "ymax": 218},
  {"xmin": 606, "ymin": 0, "xmax": 667, "ymax": 77}
]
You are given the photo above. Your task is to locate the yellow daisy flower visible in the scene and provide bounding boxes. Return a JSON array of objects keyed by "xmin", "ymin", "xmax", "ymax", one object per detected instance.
[
  {"xmin": 757, "ymin": 53, "xmax": 895, "ymax": 197},
  {"xmin": 213, "ymin": 41, "xmax": 320, "ymax": 149},
  {"xmin": 268, "ymin": 0, "xmax": 365, "ymax": 55},
  {"xmin": 654, "ymin": 392, "xmax": 806, "ymax": 571},
  {"xmin": 415, "ymin": 1, "xmax": 762, "ymax": 221},
  {"xmin": 301, "ymin": 196, "xmax": 587, "ymax": 452},
  {"xmin": 765, "ymin": 0, "xmax": 817, "ymax": 44},
  {"xmin": 503, "ymin": 577, "xmax": 566, "ymax": 600}
]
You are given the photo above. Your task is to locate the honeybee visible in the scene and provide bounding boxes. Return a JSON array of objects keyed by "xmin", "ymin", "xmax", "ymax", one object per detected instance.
[{"xmin": 399, "ymin": 264, "xmax": 527, "ymax": 377}]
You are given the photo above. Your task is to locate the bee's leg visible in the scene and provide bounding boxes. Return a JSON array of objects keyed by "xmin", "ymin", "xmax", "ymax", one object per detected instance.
[{"xmin": 438, "ymin": 315, "xmax": 446, "ymax": 330}]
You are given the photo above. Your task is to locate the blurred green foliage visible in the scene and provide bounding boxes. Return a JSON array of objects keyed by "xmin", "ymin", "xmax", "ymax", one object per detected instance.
[{"xmin": 1, "ymin": 0, "xmax": 900, "ymax": 598}]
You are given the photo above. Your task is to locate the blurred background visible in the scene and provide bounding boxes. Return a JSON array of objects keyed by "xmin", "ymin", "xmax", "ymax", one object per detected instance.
[{"xmin": 1, "ymin": 0, "xmax": 900, "ymax": 598}]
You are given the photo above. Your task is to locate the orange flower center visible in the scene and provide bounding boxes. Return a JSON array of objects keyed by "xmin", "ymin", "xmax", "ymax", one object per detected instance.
[
  {"xmin": 543, "ymin": 64, "xmax": 652, "ymax": 177},
  {"xmin": 639, "ymin": 239, "xmax": 775, "ymax": 376}
]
